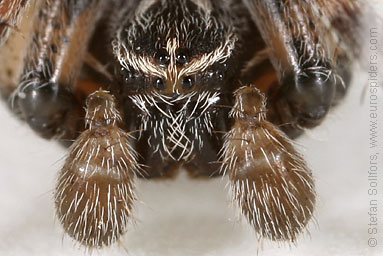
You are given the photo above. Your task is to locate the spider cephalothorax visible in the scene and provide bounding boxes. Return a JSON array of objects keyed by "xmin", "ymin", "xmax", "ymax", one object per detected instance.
[
  {"xmin": 0, "ymin": 0, "xmax": 367, "ymax": 251},
  {"xmin": 110, "ymin": 0, "xmax": 241, "ymax": 171}
]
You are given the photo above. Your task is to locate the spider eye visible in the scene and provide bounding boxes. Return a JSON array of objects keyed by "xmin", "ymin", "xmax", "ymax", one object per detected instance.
[
  {"xmin": 154, "ymin": 77, "xmax": 166, "ymax": 91},
  {"xmin": 176, "ymin": 49, "xmax": 189, "ymax": 66},
  {"xmin": 119, "ymin": 67, "xmax": 131, "ymax": 81},
  {"xmin": 119, "ymin": 67, "xmax": 127, "ymax": 76},
  {"xmin": 155, "ymin": 49, "xmax": 170, "ymax": 66},
  {"xmin": 208, "ymin": 70, "xmax": 223, "ymax": 80},
  {"xmin": 120, "ymin": 67, "xmax": 131, "ymax": 82},
  {"xmin": 120, "ymin": 66, "xmax": 144, "ymax": 79},
  {"xmin": 207, "ymin": 63, "xmax": 227, "ymax": 81},
  {"xmin": 181, "ymin": 76, "xmax": 194, "ymax": 90}
]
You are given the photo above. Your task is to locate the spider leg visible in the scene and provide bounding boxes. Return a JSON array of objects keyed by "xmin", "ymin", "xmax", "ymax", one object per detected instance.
[
  {"xmin": 220, "ymin": 86, "xmax": 316, "ymax": 242},
  {"xmin": 242, "ymin": 0, "xmax": 361, "ymax": 137},
  {"xmin": 12, "ymin": 0, "xmax": 107, "ymax": 140},
  {"xmin": 0, "ymin": 0, "xmax": 29, "ymax": 46},
  {"xmin": 0, "ymin": 0, "xmax": 33, "ymax": 97}
]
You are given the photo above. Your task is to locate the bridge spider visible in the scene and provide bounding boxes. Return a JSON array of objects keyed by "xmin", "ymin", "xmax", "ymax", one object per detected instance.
[{"xmin": 0, "ymin": 0, "xmax": 366, "ymax": 249}]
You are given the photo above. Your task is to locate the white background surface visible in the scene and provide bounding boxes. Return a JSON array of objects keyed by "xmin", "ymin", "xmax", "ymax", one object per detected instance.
[{"xmin": 1, "ymin": 4, "xmax": 383, "ymax": 256}]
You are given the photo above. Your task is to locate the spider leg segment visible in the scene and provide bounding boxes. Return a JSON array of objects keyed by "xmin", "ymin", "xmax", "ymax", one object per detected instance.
[
  {"xmin": 0, "ymin": 0, "xmax": 29, "ymax": 46},
  {"xmin": 243, "ymin": 0, "xmax": 361, "ymax": 137},
  {"xmin": 12, "ymin": 0, "xmax": 105, "ymax": 139},
  {"xmin": 55, "ymin": 90, "xmax": 139, "ymax": 248},
  {"xmin": 0, "ymin": 0, "xmax": 35, "ymax": 98},
  {"xmin": 220, "ymin": 86, "xmax": 316, "ymax": 242}
]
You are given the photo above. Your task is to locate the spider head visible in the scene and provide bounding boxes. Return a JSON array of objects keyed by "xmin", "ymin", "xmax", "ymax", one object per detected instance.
[
  {"xmin": 112, "ymin": 0, "xmax": 237, "ymax": 96},
  {"xmin": 110, "ymin": 0, "xmax": 237, "ymax": 160}
]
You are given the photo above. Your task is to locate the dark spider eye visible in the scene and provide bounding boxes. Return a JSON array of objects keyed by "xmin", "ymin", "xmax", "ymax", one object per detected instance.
[
  {"xmin": 208, "ymin": 62, "xmax": 228, "ymax": 80},
  {"xmin": 176, "ymin": 49, "xmax": 189, "ymax": 66},
  {"xmin": 155, "ymin": 49, "xmax": 170, "ymax": 66},
  {"xmin": 120, "ymin": 68, "xmax": 140, "ymax": 82},
  {"xmin": 216, "ymin": 70, "xmax": 224, "ymax": 80},
  {"xmin": 119, "ymin": 67, "xmax": 131, "ymax": 81},
  {"xmin": 207, "ymin": 67, "xmax": 224, "ymax": 80},
  {"xmin": 181, "ymin": 76, "xmax": 194, "ymax": 90},
  {"xmin": 119, "ymin": 67, "xmax": 126, "ymax": 75},
  {"xmin": 154, "ymin": 77, "xmax": 166, "ymax": 91}
]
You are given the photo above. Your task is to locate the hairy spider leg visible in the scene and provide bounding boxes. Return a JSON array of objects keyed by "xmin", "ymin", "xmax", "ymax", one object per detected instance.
[
  {"xmin": 0, "ymin": 0, "xmax": 33, "ymax": 97},
  {"xmin": 11, "ymin": 0, "xmax": 107, "ymax": 139},
  {"xmin": 0, "ymin": 0, "xmax": 29, "ymax": 46},
  {"xmin": 242, "ymin": 0, "xmax": 361, "ymax": 138}
]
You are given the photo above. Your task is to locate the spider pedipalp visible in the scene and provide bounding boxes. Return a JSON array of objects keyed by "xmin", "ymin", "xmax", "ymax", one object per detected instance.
[
  {"xmin": 221, "ymin": 86, "xmax": 316, "ymax": 242},
  {"xmin": 55, "ymin": 90, "xmax": 139, "ymax": 247}
]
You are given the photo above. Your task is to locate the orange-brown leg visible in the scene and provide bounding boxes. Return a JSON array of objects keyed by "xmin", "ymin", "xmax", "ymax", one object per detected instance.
[
  {"xmin": 0, "ymin": 0, "xmax": 34, "ymax": 97},
  {"xmin": 0, "ymin": 0, "xmax": 29, "ymax": 45}
]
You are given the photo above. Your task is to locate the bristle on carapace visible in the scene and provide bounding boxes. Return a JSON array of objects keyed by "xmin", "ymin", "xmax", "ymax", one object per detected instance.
[{"xmin": 54, "ymin": 90, "xmax": 139, "ymax": 247}]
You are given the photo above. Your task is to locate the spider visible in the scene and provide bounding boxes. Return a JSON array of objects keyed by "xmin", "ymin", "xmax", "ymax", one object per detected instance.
[{"xmin": 0, "ymin": 0, "xmax": 367, "ymax": 249}]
